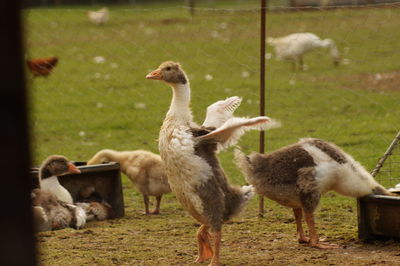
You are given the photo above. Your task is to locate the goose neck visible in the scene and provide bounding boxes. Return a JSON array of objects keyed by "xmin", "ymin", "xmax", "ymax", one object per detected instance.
[{"xmin": 168, "ymin": 83, "xmax": 192, "ymax": 121}]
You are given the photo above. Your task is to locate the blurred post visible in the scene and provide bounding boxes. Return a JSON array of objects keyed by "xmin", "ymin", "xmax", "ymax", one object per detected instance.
[
  {"xmin": 186, "ymin": 0, "xmax": 195, "ymax": 16},
  {"xmin": 259, "ymin": 0, "xmax": 267, "ymax": 218},
  {"xmin": 0, "ymin": 0, "xmax": 36, "ymax": 265}
]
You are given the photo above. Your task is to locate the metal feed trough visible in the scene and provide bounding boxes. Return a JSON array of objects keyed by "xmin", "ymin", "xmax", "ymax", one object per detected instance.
[
  {"xmin": 357, "ymin": 131, "xmax": 400, "ymax": 241},
  {"xmin": 30, "ymin": 162, "xmax": 125, "ymax": 219},
  {"xmin": 358, "ymin": 194, "xmax": 400, "ymax": 240}
]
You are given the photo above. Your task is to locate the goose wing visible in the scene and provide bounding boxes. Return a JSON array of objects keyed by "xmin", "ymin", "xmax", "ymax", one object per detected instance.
[
  {"xmin": 196, "ymin": 116, "xmax": 280, "ymax": 150},
  {"xmin": 202, "ymin": 96, "xmax": 242, "ymax": 128}
]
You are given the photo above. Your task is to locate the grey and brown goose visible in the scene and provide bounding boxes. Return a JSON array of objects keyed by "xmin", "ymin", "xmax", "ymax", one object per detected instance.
[
  {"xmin": 31, "ymin": 188, "xmax": 86, "ymax": 232},
  {"xmin": 146, "ymin": 61, "xmax": 279, "ymax": 265},
  {"xmin": 235, "ymin": 138, "xmax": 392, "ymax": 249},
  {"xmin": 75, "ymin": 186, "xmax": 115, "ymax": 221},
  {"xmin": 39, "ymin": 155, "xmax": 81, "ymax": 204}
]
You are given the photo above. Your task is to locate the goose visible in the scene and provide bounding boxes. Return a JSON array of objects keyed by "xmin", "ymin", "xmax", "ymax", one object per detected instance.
[
  {"xmin": 39, "ymin": 155, "xmax": 81, "ymax": 204},
  {"xmin": 267, "ymin": 32, "xmax": 340, "ymax": 70},
  {"xmin": 87, "ymin": 149, "xmax": 171, "ymax": 215},
  {"xmin": 75, "ymin": 186, "xmax": 115, "ymax": 221},
  {"xmin": 76, "ymin": 201, "xmax": 114, "ymax": 221},
  {"xmin": 234, "ymin": 138, "xmax": 393, "ymax": 249},
  {"xmin": 87, "ymin": 7, "xmax": 109, "ymax": 26},
  {"xmin": 31, "ymin": 188, "xmax": 86, "ymax": 232},
  {"xmin": 146, "ymin": 61, "xmax": 279, "ymax": 265}
]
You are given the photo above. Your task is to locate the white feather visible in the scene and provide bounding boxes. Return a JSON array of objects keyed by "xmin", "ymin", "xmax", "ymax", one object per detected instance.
[
  {"xmin": 41, "ymin": 176, "xmax": 73, "ymax": 204},
  {"xmin": 241, "ymin": 185, "xmax": 255, "ymax": 201},
  {"xmin": 66, "ymin": 204, "xmax": 87, "ymax": 229},
  {"xmin": 196, "ymin": 116, "xmax": 281, "ymax": 150},
  {"xmin": 202, "ymin": 96, "xmax": 242, "ymax": 128},
  {"xmin": 74, "ymin": 206, "xmax": 87, "ymax": 229}
]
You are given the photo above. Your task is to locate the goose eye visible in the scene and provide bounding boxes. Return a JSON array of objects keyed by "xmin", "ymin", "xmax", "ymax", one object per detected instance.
[{"xmin": 166, "ymin": 67, "xmax": 171, "ymax": 71}]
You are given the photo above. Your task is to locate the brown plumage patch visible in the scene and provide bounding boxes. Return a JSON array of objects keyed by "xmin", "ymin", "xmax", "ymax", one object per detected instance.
[
  {"xmin": 297, "ymin": 167, "xmax": 321, "ymax": 212},
  {"xmin": 245, "ymin": 144, "xmax": 319, "ymax": 209},
  {"xmin": 188, "ymin": 126, "xmax": 216, "ymax": 137},
  {"xmin": 39, "ymin": 155, "xmax": 70, "ymax": 179},
  {"xmin": 31, "ymin": 189, "xmax": 75, "ymax": 230},
  {"xmin": 190, "ymin": 127, "xmax": 246, "ymax": 231},
  {"xmin": 309, "ymin": 139, "xmax": 347, "ymax": 164},
  {"xmin": 251, "ymin": 144, "xmax": 316, "ymax": 186},
  {"xmin": 32, "ymin": 188, "xmax": 59, "ymax": 207}
]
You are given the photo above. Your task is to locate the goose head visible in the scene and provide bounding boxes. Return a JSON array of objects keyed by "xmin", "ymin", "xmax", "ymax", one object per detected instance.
[
  {"xmin": 146, "ymin": 61, "xmax": 188, "ymax": 85},
  {"xmin": 39, "ymin": 155, "xmax": 81, "ymax": 180}
]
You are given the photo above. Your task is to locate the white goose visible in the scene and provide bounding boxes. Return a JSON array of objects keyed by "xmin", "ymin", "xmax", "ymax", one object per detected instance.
[
  {"xmin": 267, "ymin": 32, "xmax": 340, "ymax": 70},
  {"xmin": 87, "ymin": 7, "xmax": 109, "ymax": 26},
  {"xmin": 146, "ymin": 61, "xmax": 279, "ymax": 266},
  {"xmin": 39, "ymin": 155, "xmax": 81, "ymax": 204}
]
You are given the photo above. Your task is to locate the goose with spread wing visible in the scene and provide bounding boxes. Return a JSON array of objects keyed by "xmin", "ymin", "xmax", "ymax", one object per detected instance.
[{"xmin": 146, "ymin": 61, "xmax": 279, "ymax": 266}]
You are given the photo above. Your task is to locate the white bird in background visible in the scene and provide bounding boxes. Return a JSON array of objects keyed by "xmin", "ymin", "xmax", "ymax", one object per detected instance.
[
  {"xmin": 87, "ymin": 7, "xmax": 109, "ymax": 26},
  {"xmin": 267, "ymin": 32, "xmax": 340, "ymax": 71}
]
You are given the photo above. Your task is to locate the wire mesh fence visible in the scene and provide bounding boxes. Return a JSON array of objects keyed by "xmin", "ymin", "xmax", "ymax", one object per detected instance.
[
  {"xmin": 373, "ymin": 131, "xmax": 400, "ymax": 189},
  {"xmin": 24, "ymin": 1, "xmax": 400, "ymax": 190}
]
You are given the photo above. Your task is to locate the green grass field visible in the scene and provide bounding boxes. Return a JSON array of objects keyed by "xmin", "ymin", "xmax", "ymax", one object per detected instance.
[{"xmin": 25, "ymin": 2, "xmax": 400, "ymax": 265}]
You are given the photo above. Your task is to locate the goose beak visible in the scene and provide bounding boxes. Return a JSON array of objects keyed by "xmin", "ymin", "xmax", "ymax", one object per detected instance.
[
  {"xmin": 146, "ymin": 69, "xmax": 163, "ymax": 80},
  {"xmin": 68, "ymin": 163, "xmax": 81, "ymax": 174}
]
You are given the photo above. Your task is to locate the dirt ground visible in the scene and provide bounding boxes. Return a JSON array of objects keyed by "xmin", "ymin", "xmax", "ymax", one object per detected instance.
[
  {"xmin": 340, "ymin": 70, "xmax": 400, "ymax": 92},
  {"xmin": 36, "ymin": 193, "xmax": 400, "ymax": 266},
  {"xmin": 356, "ymin": 71, "xmax": 400, "ymax": 92}
]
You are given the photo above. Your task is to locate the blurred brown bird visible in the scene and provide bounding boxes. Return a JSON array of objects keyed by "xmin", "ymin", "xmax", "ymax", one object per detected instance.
[{"xmin": 27, "ymin": 56, "xmax": 58, "ymax": 77}]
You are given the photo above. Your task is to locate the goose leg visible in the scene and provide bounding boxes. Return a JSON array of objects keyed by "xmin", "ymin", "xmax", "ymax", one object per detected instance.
[
  {"xmin": 258, "ymin": 195, "xmax": 264, "ymax": 218},
  {"xmin": 143, "ymin": 195, "xmax": 150, "ymax": 215},
  {"xmin": 151, "ymin": 195, "xmax": 162, "ymax": 214},
  {"xmin": 195, "ymin": 224, "xmax": 213, "ymax": 263},
  {"xmin": 293, "ymin": 208, "xmax": 308, "ymax": 244},
  {"xmin": 291, "ymin": 60, "xmax": 296, "ymax": 71},
  {"xmin": 304, "ymin": 210, "xmax": 340, "ymax": 249},
  {"xmin": 299, "ymin": 56, "xmax": 304, "ymax": 71},
  {"xmin": 209, "ymin": 230, "xmax": 221, "ymax": 266}
]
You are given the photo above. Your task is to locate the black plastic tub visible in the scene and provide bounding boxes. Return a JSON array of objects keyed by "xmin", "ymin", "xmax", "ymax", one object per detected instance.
[
  {"xmin": 357, "ymin": 194, "xmax": 400, "ymax": 240},
  {"xmin": 30, "ymin": 162, "xmax": 125, "ymax": 218}
]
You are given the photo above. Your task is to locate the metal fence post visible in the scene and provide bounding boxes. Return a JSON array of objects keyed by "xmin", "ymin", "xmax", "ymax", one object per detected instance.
[{"xmin": 258, "ymin": 0, "xmax": 267, "ymax": 218}]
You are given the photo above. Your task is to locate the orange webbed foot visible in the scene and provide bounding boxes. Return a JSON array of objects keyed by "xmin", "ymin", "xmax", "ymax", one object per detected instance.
[
  {"xmin": 309, "ymin": 241, "xmax": 341, "ymax": 249},
  {"xmin": 195, "ymin": 225, "xmax": 213, "ymax": 263},
  {"xmin": 151, "ymin": 209, "xmax": 160, "ymax": 215},
  {"xmin": 195, "ymin": 243, "xmax": 213, "ymax": 263},
  {"xmin": 298, "ymin": 236, "xmax": 329, "ymax": 244}
]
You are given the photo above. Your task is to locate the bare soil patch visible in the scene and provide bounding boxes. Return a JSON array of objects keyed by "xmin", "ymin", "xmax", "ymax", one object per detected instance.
[
  {"xmin": 349, "ymin": 70, "xmax": 400, "ymax": 92},
  {"xmin": 37, "ymin": 193, "xmax": 400, "ymax": 266}
]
